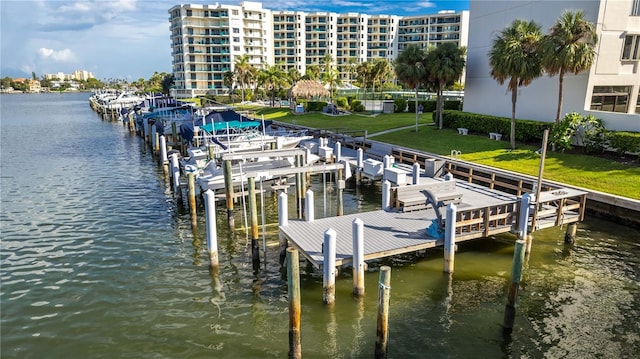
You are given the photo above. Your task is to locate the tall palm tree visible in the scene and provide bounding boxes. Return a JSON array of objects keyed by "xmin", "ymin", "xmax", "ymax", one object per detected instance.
[
  {"xmin": 322, "ymin": 68, "xmax": 342, "ymax": 103},
  {"xmin": 233, "ymin": 54, "xmax": 252, "ymax": 102},
  {"xmin": 425, "ymin": 42, "xmax": 466, "ymax": 129},
  {"xmin": 395, "ymin": 45, "xmax": 427, "ymax": 132},
  {"xmin": 287, "ymin": 68, "xmax": 301, "ymax": 86},
  {"xmin": 223, "ymin": 70, "xmax": 235, "ymax": 103},
  {"xmin": 258, "ymin": 64, "xmax": 288, "ymax": 107},
  {"xmin": 489, "ymin": 19, "xmax": 544, "ymax": 150},
  {"xmin": 356, "ymin": 61, "xmax": 374, "ymax": 100},
  {"xmin": 303, "ymin": 65, "xmax": 321, "ymax": 81},
  {"xmin": 542, "ymin": 10, "xmax": 598, "ymax": 124},
  {"xmin": 371, "ymin": 58, "xmax": 393, "ymax": 95}
]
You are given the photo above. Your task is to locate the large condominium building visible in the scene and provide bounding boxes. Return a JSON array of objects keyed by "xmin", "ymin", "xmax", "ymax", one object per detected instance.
[
  {"xmin": 464, "ymin": 0, "xmax": 640, "ymax": 132},
  {"xmin": 168, "ymin": 1, "xmax": 469, "ymax": 98}
]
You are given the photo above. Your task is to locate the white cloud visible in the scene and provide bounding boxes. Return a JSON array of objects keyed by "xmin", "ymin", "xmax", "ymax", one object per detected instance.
[{"xmin": 38, "ymin": 48, "xmax": 77, "ymax": 62}]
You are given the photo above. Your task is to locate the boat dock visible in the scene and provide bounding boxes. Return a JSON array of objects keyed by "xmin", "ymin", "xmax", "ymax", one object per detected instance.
[{"xmin": 280, "ymin": 178, "xmax": 587, "ymax": 269}]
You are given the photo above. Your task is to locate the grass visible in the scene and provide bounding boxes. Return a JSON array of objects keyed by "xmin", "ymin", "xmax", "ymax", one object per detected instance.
[{"xmin": 233, "ymin": 104, "xmax": 640, "ymax": 199}]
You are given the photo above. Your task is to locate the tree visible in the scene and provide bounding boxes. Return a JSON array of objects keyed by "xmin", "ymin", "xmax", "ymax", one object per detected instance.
[
  {"xmin": 287, "ymin": 68, "xmax": 301, "ymax": 86},
  {"xmin": 542, "ymin": 10, "xmax": 598, "ymax": 124},
  {"xmin": 223, "ymin": 70, "xmax": 235, "ymax": 103},
  {"xmin": 160, "ymin": 73, "xmax": 174, "ymax": 94},
  {"xmin": 371, "ymin": 58, "xmax": 394, "ymax": 95},
  {"xmin": 395, "ymin": 45, "xmax": 427, "ymax": 132},
  {"xmin": 356, "ymin": 61, "xmax": 374, "ymax": 100},
  {"xmin": 489, "ymin": 19, "xmax": 544, "ymax": 150},
  {"xmin": 303, "ymin": 65, "xmax": 321, "ymax": 80},
  {"xmin": 258, "ymin": 64, "xmax": 288, "ymax": 106},
  {"xmin": 322, "ymin": 68, "xmax": 342, "ymax": 103},
  {"xmin": 425, "ymin": 43, "xmax": 466, "ymax": 129},
  {"xmin": 233, "ymin": 54, "xmax": 252, "ymax": 102}
]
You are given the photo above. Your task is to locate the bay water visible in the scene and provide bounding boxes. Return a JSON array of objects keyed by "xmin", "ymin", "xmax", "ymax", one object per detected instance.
[{"xmin": 1, "ymin": 93, "xmax": 638, "ymax": 358}]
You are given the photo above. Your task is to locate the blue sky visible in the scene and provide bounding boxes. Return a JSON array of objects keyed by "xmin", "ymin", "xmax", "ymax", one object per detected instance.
[{"xmin": 0, "ymin": 0, "xmax": 469, "ymax": 81}]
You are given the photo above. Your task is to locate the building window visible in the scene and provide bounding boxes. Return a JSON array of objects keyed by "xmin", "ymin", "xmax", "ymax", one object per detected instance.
[
  {"xmin": 622, "ymin": 35, "xmax": 640, "ymax": 60},
  {"xmin": 632, "ymin": 0, "xmax": 640, "ymax": 15},
  {"xmin": 590, "ymin": 86, "xmax": 631, "ymax": 113}
]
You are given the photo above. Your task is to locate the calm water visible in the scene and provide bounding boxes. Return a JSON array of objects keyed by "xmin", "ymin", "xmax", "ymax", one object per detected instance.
[{"xmin": 1, "ymin": 93, "xmax": 639, "ymax": 358}]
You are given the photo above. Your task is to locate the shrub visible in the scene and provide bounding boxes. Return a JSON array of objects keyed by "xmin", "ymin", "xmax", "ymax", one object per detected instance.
[
  {"xmin": 351, "ymin": 100, "xmax": 365, "ymax": 112},
  {"xmin": 609, "ymin": 131, "xmax": 640, "ymax": 155},
  {"xmin": 443, "ymin": 100, "xmax": 462, "ymax": 111},
  {"xmin": 423, "ymin": 100, "xmax": 437, "ymax": 112},
  {"xmin": 335, "ymin": 97, "xmax": 349, "ymax": 110},
  {"xmin": 442, "ymin": 110, "xmax": 549, "ymax": 143},
  {"xmin": 394, "ymin": 98, "xmax": 407, "ymax": 113},
  {"xmin": 550, "ymin": 113, "xmax": 608, "ymax": 153},
  {"xmin": 305, "ymin": 101, "xmax": 327, "ymax": 112}
]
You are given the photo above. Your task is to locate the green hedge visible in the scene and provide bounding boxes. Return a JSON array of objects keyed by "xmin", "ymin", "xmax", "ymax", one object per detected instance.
[
  {"xmin": 442, "ymin": 110, "xmax": 551, "ymax": 143},
  {"xmin": 394, "ymin": 98, "xmax": 407, "ymax": 113},
  {"xmin": 609, "ymin": 131, "xmax": 640, "ymax": 155},
  {"xmin": 305, "ymin": 101, "xmax": 328, "ymax": 112}
]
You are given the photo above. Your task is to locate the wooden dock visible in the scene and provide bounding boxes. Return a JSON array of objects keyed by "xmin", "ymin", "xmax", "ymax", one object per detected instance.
[{"xmin": 280, "ymin": 179, "xmax": 586, "ymax": 268}]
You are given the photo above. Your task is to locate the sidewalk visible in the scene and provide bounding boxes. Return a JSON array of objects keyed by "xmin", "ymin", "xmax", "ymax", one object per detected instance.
[{"xmin": 368, "ymin": 123, "xmax": 432, "ymax": 137}]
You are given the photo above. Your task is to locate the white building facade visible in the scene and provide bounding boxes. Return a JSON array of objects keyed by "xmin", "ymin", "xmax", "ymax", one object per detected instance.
[
  {"xmin": 464, "ymin": 0, "xmax": 640, "ymax": 132},
  {"xmin": 169, "ymin": 2, "xmax": 469, "ymax": 98}
]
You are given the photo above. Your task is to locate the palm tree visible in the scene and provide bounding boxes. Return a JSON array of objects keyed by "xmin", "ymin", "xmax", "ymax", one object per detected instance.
[
  {"xmin": 258, "ymin": 64, "xmax": 288, "ymax": 106},
  {"xmin": 233, "ymin": 54, "xmax": 252, "ymax": 102},
  {"xmin": 303, "ymin": 65, "xmax": 321, "ymax": 81},
  {"xmin": 425, "ymin": 42, "xmax": 466, "ymax": 129},
  {"xmin": 395, "ymin": 45, "xmax": 427, "ymax": 132},
  {"xmin": 542, "ymin": 10, "xmax": 598, "ymax": 124},
  {"xmin": 287, "ymin": 68, "xmax": 301, "ymax": 86},
  {"xmin": 322, "ymin": 68, "xmax": 342, "ymax": 103},
  {"xmin": 489, "ymin": 19, "xmax": 544, "ymax": 150},
  {"xmin": 356, "ymin": 61, "xmax": 374, "ymax": 100},
  {"xmin": 371, "ymin": 58, "xmax": 393, "ymax": 96},
  {"xmin": 223, "ymin": 70, "xmax": 235, "ymax": 103}
]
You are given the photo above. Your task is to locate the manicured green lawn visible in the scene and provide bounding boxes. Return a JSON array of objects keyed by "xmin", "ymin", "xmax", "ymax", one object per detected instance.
[{"xmin": 237, "ymin": 105, "xmax": 640, "ymax": 199}]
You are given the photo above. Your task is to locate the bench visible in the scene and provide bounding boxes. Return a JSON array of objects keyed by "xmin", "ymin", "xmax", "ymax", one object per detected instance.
[
  {"xmin": 457, "ymin": 127, "xmax": 468, "ymax": 135},
  {"xmin": 489, "ymin": 132, "xmax": 502, "ymax": 140},
  {"xmin": 394, "ymin": 180, "xmax": 463, "ymax": 212}
]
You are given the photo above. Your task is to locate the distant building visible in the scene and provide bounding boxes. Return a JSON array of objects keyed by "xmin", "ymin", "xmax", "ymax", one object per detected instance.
[
  {"xmin": 464, "ymin": 0, "xmax": 640, "ymax": 132},
  {"xmin": 44, "ymin": 70, "xmax": 94, "ymax": 81},
  {"xmin": 168, "ymin": 1, "xmax": 469, "ymax": 98},
  {"xmin": 29, "ymin": 79, "xmax": 41, "ymax": 93}
]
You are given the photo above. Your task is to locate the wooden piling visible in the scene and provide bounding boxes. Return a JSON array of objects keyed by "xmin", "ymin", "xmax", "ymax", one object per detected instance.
[
  {"xmin": 335, "ymin": 141, "xmax": 342, "ymax": 163},
  {"xmin": 170, "ymin": 153, "xmax": 182, "ymax": 201},
  {"xmin": 503, "ymin": 239, "xmax": 526, "ymax": 335},
  {"xmin": 412, "ymin": 162, "xmax": 420, "ymax": 185},
  {"xmin": 248, "ymin": 177, "xmax": 260, "ymax": 273},
  {"xmin": 160, "ymin": 135, "xmax": 169, "ymax": 179},
  {"xmin": 295, "ymin": 155, "xmax": 303, "ymax": 219},
  {"xmin": 323, "ymin": 228, "xmax": 337, "ymax": 305},
  {"xmin": 375, "ymin": 266, "xmax": 391, "ymax": 359},
  {"xmin": 443, "ymin": 203, "xmax": 457, "ymax": 273},
  {"xmin": 352, "ymin": 218, "xmax": 365, "ymax": 297},
  {"xmin": 517, "ymin": 194, "xmax": 532, "ymax": 254},
  {"xmin": 278, "ymin": 192, "xmax": 289, "ymax": 266},
  {"xmin": 565, "ymin": 223, "xmax": 577, "ymax": 244},
  {"xmin": 287, "ymin": 248, "xmax": 302, "ymax": 359},
  {"xmin": 382, "ymin": 180, "xmax": 391, "ymax": 210},
  {"xmin": 187, "ymin": 172, "xmax": 197, "ymax": 217},
  {"xmin": 223, "ymin": 159, "xmax": 235, "ymax": 229},
  {"xmin": 204, "ymin": 190, "xmax": 219, "ymax": 268}
]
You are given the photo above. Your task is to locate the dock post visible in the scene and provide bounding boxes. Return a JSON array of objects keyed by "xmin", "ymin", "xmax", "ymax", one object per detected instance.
[
  {"xmin": 287, "ymin": 248, "xmax": 302, "ymax": 359},
  {"xmin": 248, "ymin": 177, "xmax": 260, "ymax": 273},
  {"xmin": 207, "ymin": 144, "xmax": 215, "ymax": 162},
  {"xmin": 375, "ymin": 266, "xmax": 391, "ymax": 359},
  {"xmin": 278, "ymin": 192, "xmax": 289, "ymax": 266},
  {"xmin": 444, "ymin": 203, "xmax": 457, "ymax": 273},
  {"xmin": 171, "ymin": 122, "xmax": 178, "ymax": 147},
  {"xmin": 323, "ymin": 228, "xmax": 337, "ymax": 305},
  {"xmin": 305, "ymin": 189, "xmax": 314, "ymax": 222},
  {"xmin": 188, "ymin": 172, "xmax": 197, "ymax": 215},
  {"xmin": 517, "ymin": 194, "xmax": 532, "ymax": 254},
  {"xmin": 154, "ymin": 131, "xmax": 160, "ymax": 154},
  {"xmin": 503, "ymin": 239, "xmax": 526, "ymax": 335},
  {"xmin": 204, "ymin": 190, "xmax": 219, "ymax": 268},
  {"xmin": 337, "ymin": 167, "xmax": 344, "ymax": 217},
  {"xmin": 412, "ymin": 162, "xmax": 420, "ymax": 185},
  {"xmin": 295, "ymin": 156, "xmax": 303, "ymax": 219},
  {"xmin": 151, "ymin": 124, "xmax": 157, "ymax": 151},
  {"xmin": 160, "ymin": 135, "xmax": 170, "ymax": 179},
  {"xmin": 352, "ymin": 218, "xmax": 365, "ymax": 297},
  {"xmin": 170, "ymin": 153, "xmax": 182, "ymax": 201},
  {"xmin": 223, "ymin": 159, "xmax": 235, "ymax": 230},
  {"xmin": 382, "ymin": 180, "xmax": 391, "ymax": 211},
  {"xmin": 382, "ymin": 156, "xmax": 391, "ymax": 182},
  {"xmin": 356, "ymin": 148, "xmax": 364, "ymax": 184},
  {"xmin": 565, "ymin": 223, "xmax": 578, "ymax": 245},
  {"xmin": 335, "ymin": 141, "xmax": 342, "ymax": 163}
]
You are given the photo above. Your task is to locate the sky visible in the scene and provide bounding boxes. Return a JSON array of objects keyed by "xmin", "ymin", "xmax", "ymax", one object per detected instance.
[{"xmin": 0, "ymin": 0, "xmax": 469, "ymax": 81}]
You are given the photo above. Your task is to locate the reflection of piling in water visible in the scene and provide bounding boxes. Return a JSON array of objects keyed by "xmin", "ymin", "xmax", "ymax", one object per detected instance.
[
  {"xmin": 375, "ymin": 266, "xmax": 391, "ymax": 359},
  {"xmin": 503, "ymin": 239, "xmax": 526, "ymax": 335},
  {"xmin": 287, "ymin": 248, "xmax": 302, "ymax": 359}
]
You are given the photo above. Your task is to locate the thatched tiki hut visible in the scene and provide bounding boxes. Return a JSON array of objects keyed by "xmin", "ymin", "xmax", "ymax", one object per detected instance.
[{"xmin": 288, "ymin": 80, "xmax": 330, "ymax": 111}]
